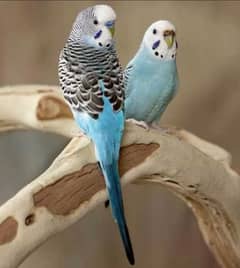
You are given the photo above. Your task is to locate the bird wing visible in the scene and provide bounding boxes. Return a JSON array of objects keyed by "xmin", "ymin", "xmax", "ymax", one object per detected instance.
[
  {"xmin": 58, "ymin": 47, "xmax": 124, "ymax": 120},
  {"xmin": 102, "ymin": 67, "xmax": 124, "ymax": 112}
]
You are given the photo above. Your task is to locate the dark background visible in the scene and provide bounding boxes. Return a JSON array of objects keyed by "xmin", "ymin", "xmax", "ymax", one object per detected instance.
[{"xmin": 0, "ymin": 1, "xmax": 239, "ymax": 267}]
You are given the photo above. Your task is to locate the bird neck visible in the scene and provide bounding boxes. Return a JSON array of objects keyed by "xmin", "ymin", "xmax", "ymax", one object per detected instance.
[
  {"xmin": 132, "ymin": 45, "xmax": 177, "ymax": 77},
  {"xmin": 137, "ymin": 44, "xmax": 177, "ymax": 66},
  {"xmin": 69, "ymin": 36, "xmax": 116, "ymax": 49},
  {"xmin": 64, "ymin": 39, "xmax": 115, "ymax": 61}
]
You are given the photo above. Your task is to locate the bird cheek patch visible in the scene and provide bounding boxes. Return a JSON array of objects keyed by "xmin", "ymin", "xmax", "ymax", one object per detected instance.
[
  {"xmin": 94, "ymin": 30, "xmax": 102, "ymax": 39},
  {"xmin": 152, "ymin": 40, "xmax": 160, "ymax": 50}
]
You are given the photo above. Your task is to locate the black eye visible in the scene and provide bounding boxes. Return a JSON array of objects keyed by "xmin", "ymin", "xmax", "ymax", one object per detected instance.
[
  {"xmin": 93, "ymin": 19, "xmax": 98, "ymax": 25},
  {"xmin": 153, "ymin": 29, "xmax": 157, "ymax": 34}
]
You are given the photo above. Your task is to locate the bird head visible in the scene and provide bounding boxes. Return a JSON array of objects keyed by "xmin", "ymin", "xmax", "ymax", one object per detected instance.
[
  {"xmin": 69, "ymin": 5, "xmax": 116, "ymax": 48},
  {"xmin": 142, "ymin": 20, "xmax": 178, "ymax": 61}
]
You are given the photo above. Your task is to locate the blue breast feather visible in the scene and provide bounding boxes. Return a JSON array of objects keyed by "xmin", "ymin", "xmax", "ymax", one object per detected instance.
[{"xmin": 125, "ymin": 47, "xmax": 178, "ymax": 123}]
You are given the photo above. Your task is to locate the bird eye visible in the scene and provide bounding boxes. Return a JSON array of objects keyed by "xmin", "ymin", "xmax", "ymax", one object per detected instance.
[
  {"xmin": 93, "ymin": 19, "xmax": 98, "ymax": 25},
  {"xmin": 153, "ymin": 29, "xmax": 157, "ymax": 34}
]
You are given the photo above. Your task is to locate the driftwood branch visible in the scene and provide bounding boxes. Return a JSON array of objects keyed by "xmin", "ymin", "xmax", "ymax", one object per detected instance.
[
  {"xmin": 0, "ymin": 85, "xmax": 76, "ymax": 137},
  {"xmin": 0, "ymin": 85, "xmax": 239, "ymax": 268}
]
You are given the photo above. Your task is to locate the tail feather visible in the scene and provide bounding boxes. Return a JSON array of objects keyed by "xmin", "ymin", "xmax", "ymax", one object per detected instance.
[{"xmin": 101, "ymin": 161, "xmax": 135, "ymax": 265}]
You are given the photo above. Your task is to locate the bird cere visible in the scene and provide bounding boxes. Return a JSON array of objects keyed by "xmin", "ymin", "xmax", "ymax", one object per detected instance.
[{"xmin": 58, "ymin": 4, "xmax": 178, "ymax": 265}]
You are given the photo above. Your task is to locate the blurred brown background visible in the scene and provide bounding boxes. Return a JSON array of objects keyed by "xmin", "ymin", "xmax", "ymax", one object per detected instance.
[{"xmin": 0, "ymin": 1, "xmax": 239, "ymax": 268}]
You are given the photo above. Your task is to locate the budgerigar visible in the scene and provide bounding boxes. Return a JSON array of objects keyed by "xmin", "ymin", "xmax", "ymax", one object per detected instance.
[
  {"xmin": 58, "ymin": 5, "xmax": 134, "ymax": 265},
  {"xmin": 124, "ymin": 20, "xmax": 178, "ymax": 127}
]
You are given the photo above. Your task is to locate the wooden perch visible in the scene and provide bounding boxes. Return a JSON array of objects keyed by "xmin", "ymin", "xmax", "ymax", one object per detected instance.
[
  {"xmin": 0, "ymin": 85, "xmax": 239, "ymax": 268},
  {"xmin": 0, "ymin": 85, "xmax": 76, "ymax": 137}
]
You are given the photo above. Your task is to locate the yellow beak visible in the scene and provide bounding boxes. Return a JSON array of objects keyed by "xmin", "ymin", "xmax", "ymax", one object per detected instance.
[
  {"xmin": 165, "ymin": 34, "xmax": 174, "ymax": 49},
  {"xmin": 109, "ymin": 26, "xmax": 115, "ymax": 37}
]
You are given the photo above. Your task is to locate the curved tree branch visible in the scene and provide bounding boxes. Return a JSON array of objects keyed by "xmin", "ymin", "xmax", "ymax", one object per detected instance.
[
  {"xmin": 0, "ymin": 85, "xmax": 76, "ymax": 137},
  {"xmin": 0, "ymin": 85, "xmax": 238, "ymax": 268}
]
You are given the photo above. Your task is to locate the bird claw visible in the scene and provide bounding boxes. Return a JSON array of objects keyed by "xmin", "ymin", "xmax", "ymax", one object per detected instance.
[
  {"xmin": 126, "ymin": 118, "xmax": 149, "ymax": 130},
  {"xmin": 150, "ymin": 122, "xmax": 170, "ymax": 134}
]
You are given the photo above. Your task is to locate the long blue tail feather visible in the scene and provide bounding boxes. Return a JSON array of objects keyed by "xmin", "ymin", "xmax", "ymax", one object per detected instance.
[
  {"xmin": 100, "ymin": 160, "xmax": 135, "ymax": 265},
  {"xmin": 74, "ymin": 99, "xmax": 134, "ymax": 264}
]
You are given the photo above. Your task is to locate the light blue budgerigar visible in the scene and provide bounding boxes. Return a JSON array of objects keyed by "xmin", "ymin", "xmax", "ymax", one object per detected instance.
[
  {"xmin": 124, "ymin": 20, "xmax": 179, "ymax": 127},
  {"xmin": 58, "ymin": 5, "xmax": 134, "ymax": 265}
]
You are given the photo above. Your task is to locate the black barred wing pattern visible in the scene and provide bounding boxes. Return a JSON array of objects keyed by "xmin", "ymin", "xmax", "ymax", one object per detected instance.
[
  {"xmin": 103, "ymin": 70, "xmax": 124, "ymax": 112},
  {"xmin": 58, "ymin": 43, "xmax": 124, "ymax": 120}
]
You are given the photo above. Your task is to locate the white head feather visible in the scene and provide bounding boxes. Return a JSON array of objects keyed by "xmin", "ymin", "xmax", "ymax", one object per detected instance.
[
  {"xmin": 92, "ymin": 5, "xmax": 116, "ymax": 47},
  {"xmin": 94, "ymin": 5, "xmax": 116, "ymax": 23},
  {"xmin": 142, "ymin": 20, "xmax": 178, "ymax": 61}
]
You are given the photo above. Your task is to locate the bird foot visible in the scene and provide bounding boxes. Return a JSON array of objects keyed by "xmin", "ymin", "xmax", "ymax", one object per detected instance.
[
  {"xmin": 126, "ymin": 118, "xmax": 149, "ymax": 130},
  {"xmin": 150, "ymin": 123, "xmax": 170, "ymax": 134}
]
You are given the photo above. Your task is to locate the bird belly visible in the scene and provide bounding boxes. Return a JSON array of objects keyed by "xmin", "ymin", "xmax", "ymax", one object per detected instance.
[
  {"xmin": 125, "ymin": 63, "xmax": 178, "ymax": 124},
  {"xmin": 126, "ymin": 81, "xmax": 172, "ymax": 123}
]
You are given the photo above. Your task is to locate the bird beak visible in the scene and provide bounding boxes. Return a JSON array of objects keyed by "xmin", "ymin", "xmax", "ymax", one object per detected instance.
[
  {"xmin": 109, "ymin": 26, "xmax": 115, "ymax": 37},
  {"xmin": 105, "ymin": 21, "xmax": 115, "ymax": 37},
  {"xmin": 164, "ymin": 30, "xmax": 175, "ymax": 49}
]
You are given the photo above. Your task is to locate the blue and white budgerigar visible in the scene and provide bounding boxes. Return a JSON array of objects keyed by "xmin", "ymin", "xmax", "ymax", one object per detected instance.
[
  {"xmin": 58, "ymin": 5, "xmax": 134, "ymax": 265},
  {"xmin": 124, "ymin": 20, "xmax": 179, "ymax": 127}
]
